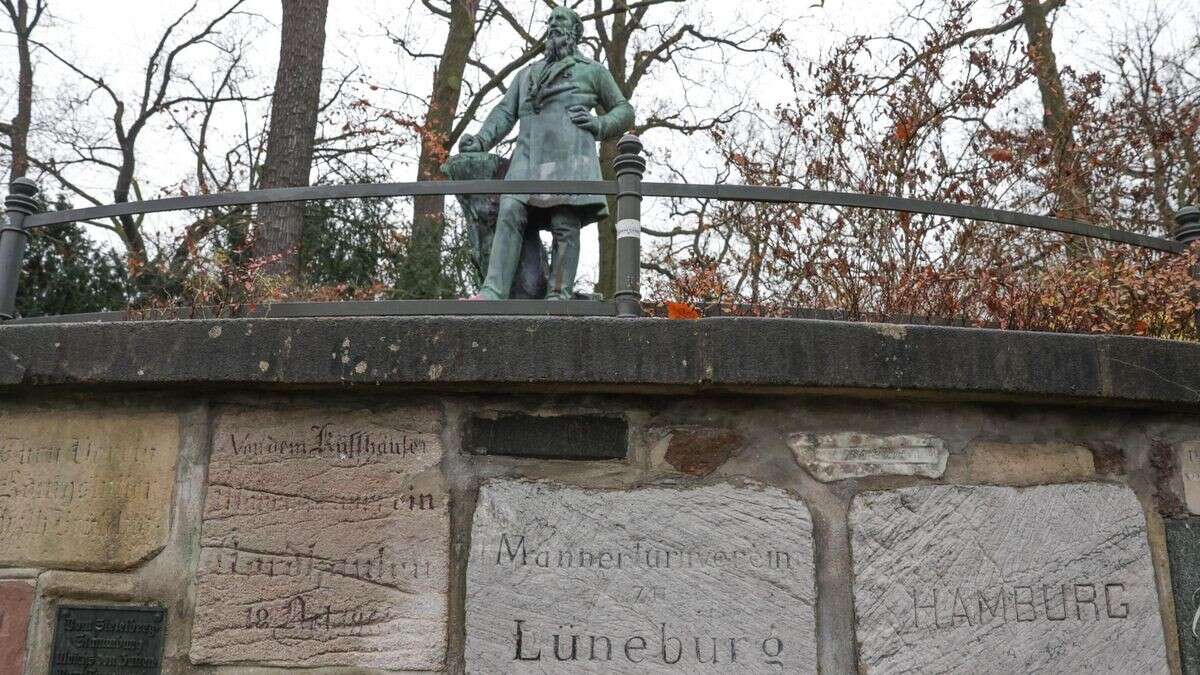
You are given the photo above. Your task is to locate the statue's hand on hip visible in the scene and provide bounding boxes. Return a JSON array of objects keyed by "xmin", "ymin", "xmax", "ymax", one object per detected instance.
[
  {"xmin": 568, "ymin": 105, "xmax": 602, "ymax": 139},
  {"xmin": 459, "ymin": 134, "xmax": 484, "ymax": 153}
]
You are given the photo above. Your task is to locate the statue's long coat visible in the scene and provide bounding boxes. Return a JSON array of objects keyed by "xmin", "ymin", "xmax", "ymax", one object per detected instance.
[{"xmin": 473, "ymin": 52, "xmax": 635, "ymax": 224}]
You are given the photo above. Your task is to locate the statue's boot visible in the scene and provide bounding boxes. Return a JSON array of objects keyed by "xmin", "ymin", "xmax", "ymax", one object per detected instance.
[
  {"xmin": 546, "ymin": 207, "xmax": 582, "ymax": 300},
  {"xmin": 478, "ymin": 197, "xmax": 528, "ymax": 300}
]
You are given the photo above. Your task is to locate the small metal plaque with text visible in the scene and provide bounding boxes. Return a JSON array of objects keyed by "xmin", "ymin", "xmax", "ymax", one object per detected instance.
[
  {"xmin": 51, "ymin": 604, "xmax": 166, "ymax": 674},
  {"xmin": 1168, "ymin": 518, "xmax": 1200, "ymax": 674}
]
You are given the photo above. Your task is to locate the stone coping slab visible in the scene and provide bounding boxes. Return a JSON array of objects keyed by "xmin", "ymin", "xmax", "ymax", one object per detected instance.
[{"xmin": 1, "ymin": 317, "xmax": 1199, "ymax": 408}]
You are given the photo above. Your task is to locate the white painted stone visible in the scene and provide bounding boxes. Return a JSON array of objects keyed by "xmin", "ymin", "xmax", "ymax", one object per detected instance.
[
  {"xmin": 1179, "ymin": 441, "xmax": 1200, "ymax": 514},
  {"xmin": 466, "ymin": 480, "xmax": 817, "ymax": 674},
  {"xmin": 850, "ymin": 483, "xmax": 1168, "ymax": 674},
  {"xmin": 789, "ymin": 432, "xmax": 946, "ymax": 481}
]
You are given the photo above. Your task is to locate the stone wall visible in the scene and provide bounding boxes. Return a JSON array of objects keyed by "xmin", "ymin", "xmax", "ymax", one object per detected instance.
[{"xmin": 2, "ymin": 316, "xmax": 1199, "ymax": 674}]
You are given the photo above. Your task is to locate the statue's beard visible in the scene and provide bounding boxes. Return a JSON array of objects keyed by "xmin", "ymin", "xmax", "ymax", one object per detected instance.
[{"xmin": 545, "ymin": 29, "xmax": 576, "ymax": 62}]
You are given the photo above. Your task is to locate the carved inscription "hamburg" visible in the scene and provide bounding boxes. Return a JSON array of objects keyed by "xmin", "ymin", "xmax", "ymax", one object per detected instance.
[
  {"xmin": 906, "ymin": 581, "xmax": 1131, "ymax": 628},
  {"xmin": 851, "ymin": 483, "xmax": 1168, "ymax": 674},
  {"xmin": 0, "ymin": 410, "xmax": 179, "ymax": 569},
  {"xmin": 189, "ymin": 409, "xmax": 449, "ymax": 670},
  {"xmin": 466, "ymin": 481, "xmax": 818, "ymax": 673}
]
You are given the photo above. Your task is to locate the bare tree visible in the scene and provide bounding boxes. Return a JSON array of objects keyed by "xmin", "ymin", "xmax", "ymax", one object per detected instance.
[
  {"xmin": 586, "ymin": 0, "xmax": 781, "ymax": 294},
  {"xmin": 1018, "ymin": 0, "xmax": 1089, "ymax": 225},
  {"xmin": 403, "ymin": 0, "xmax": 480, "ymax": 295},
  {"xmin": 0, "ymin": 0, "xmax": 47, "ymax": 181},
  {"xmin": 638, "ymin": 0, "xmax": 1198, "ymax": 339},
  {"xmin": 20, "ymin": 1, "xmax": 259, "ymax": 294},
  {"xmin": 253, "ymin": 0, "xmax": 329, "ymax": 277},
  {"xmin": 162, "ymin": 37, "xmax": 266, "ymax": 274},
  {"xmin": 879, "ymin": 2, "xmax": 1089, "ymax": 226}
]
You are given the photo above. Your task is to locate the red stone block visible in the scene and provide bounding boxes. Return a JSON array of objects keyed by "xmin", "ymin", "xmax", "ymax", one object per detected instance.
[{"xmin": 0, "ymin": 581, "xmax": 34, "ymax": 675}]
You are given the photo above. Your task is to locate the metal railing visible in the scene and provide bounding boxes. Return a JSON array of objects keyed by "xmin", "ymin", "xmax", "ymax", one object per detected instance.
[{"xmin": 2, "ymin": 133, "xmax": 1198, "ymax": 323}]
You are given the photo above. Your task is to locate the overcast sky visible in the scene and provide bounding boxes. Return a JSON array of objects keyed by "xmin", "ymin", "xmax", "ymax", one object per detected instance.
[{"xmin": 2, "ymin": 0, "xmax": 1196, "ymax": 287}]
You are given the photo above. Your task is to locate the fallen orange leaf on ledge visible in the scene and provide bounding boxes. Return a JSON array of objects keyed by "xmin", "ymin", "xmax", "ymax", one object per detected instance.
[{"xmin": 667, "ymin": 302, "xmax": 701, "ymax": 320}]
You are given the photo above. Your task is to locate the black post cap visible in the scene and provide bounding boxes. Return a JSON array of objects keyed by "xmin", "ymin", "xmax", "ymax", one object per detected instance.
[
  {"xmin": 5, "ymin": 177, "xmax": 40, "ymax": 216},
  {"xmin": 8, "ymin": 177, "xmax": 38, "ymax": 196},
  {"xmin": 1175, "ymin": 206, "xmax": 1200, "ymax": 244},
  {"xmin": 617, "ymin": 133, "xmax": 643, "ymax": 157}
]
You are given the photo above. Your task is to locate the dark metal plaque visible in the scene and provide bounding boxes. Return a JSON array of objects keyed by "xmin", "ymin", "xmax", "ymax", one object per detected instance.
[
  {"xmin": 51, "ymin": 604, "xmax": 166, "ymax": 674},
  {"xmin": 465, "ymin": 414, "xmax": 627, "ymax": 460},
  {"xmin": 1168, "ymin": 518, "xmax": 1200, "ymax": 674}
]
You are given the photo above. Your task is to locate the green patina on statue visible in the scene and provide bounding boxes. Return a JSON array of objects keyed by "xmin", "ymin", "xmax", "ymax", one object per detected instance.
[
  {"xmin": 441, "ymin": 152, "xmax": 548, "ymax": 299},
  {"xmin": 457, "ymin": 6, "xmax": 635, "ymax": 300}
]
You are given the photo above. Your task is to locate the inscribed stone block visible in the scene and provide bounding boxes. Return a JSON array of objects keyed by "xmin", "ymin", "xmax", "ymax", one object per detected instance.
[
  {"xmin": 466, "ymin": 480, "xmax": 817, "ymax": 673},
  {"xmin": 0, "ymin": 410, "xmax": 179, "ymax": 569},
  {"xmin": 189, "ymin": 408, "xmax": 449, "ymax": 669},
  {"xmin": 850, "ymin": 483, "xmax": 1167, "ymax": 674},
  {"xmin": 789, "ymin": 432, "xmax": 946, "ymax": 481}
]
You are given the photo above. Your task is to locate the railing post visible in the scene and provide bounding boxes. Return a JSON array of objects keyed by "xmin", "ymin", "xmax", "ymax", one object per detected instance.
[
  {"xmin": 613, "ymin": 134, "xmax": 646, "ymax": 317},
  {"xmin": 0, "ymin": 177, "xmax": 40, "ymax": 320},
  {"xmin": 1175, "ymin": 205, "xmax": 1200, "ymax": 332}
]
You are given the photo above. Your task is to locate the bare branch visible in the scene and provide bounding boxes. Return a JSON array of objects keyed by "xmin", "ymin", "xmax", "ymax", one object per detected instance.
[
  {"xmin": 875, "ymin": 0, "xmax": 1066, "ymax": 91},
  {"xmin": 31, "ymin": 39, "xmax": 124, "ymax": 110},
  {"xmin": 580, "ymin": 0, "xmax": 682, "ymax": 22},
  {"xmin": 421, "ymin": 0, "xmax": 452, "ymax": 21},
  {"xmin": 491, "ymin": 1, "xmax": 539, "ymax": 47},
  {"xmin": 450, "ymin": 46, "xmax": 542, "ymax": 141},
  {"xmin": 319, "ymin": 67, "xmax": 359, "ymax": 114},
  {"xmin": 141, "ymin": 1, "xmax": 249, "ymax": 124}
]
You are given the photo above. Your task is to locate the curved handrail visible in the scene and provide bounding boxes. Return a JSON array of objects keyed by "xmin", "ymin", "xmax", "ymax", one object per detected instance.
[
  {"xmin": 640, "ymin": 183, "xmax": 1185, "ymax": 254},
  {"xmin": 21, "ymin": 179, "xmax": 1185, "ymax": 254},
  {"xmin": 22, "ymin": 180, "xmax": 616, "ymax": 229}
]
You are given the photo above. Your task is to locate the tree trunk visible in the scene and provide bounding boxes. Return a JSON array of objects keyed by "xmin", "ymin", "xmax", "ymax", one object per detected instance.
[
  {"xmin": 1021, "ymin": 0, "xmax": 1089, "ymax": 229},
  {"xmin": 594, "ymin": 0, "xmax": 632, "ymax": 298},
  {"xmin": 403, "ymin": 0, "xmax": 479, "ymax": 297},
  {"xmin": 254, "ymin": 0, "xmax": 329, "ymax": 278},
  {"xmin": 596, "ymin": 138, "xmax": 619, "ymax": 297},
  {"xmin": 5, "ymin": 0, "xmax": 35, "ymax": 180}
]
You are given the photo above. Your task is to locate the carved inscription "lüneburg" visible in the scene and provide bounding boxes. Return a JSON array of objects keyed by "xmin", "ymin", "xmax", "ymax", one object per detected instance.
[
  {"xmin": 907, "ymin": 581, "xmax": 1131, "ymax": 630},
  {"xmin": 509, "ymin": 620, "xmax": 789, "ymax": 667},
  {"xmin": 0, "ymin": 439, "xmax": 162, "ymax": 541}
]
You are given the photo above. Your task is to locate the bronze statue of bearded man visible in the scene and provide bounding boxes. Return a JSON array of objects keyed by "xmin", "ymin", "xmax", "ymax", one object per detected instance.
[{"xmin": 460, "ymin": 6, "xmax": 635, "ymax": 300}]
